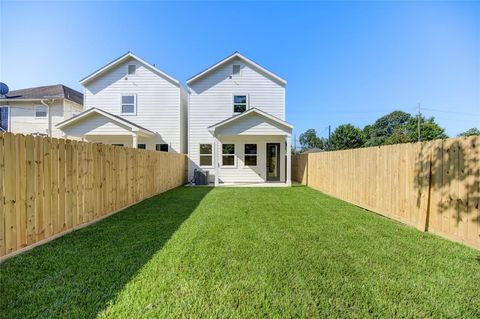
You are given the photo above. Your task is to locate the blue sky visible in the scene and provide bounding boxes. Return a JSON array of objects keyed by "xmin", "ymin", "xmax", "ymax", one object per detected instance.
[{"xmin": 1, "ymin": 1, "xmax": 479, "ymax": 139}]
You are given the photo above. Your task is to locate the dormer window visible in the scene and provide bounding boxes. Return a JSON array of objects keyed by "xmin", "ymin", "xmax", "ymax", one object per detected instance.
[
  {"xmin": 233, "ymin": 95, "xmax": 247, "ymax": 113},
  {"xmin": 128, "ymin": 64, "xmax": 136, "ymax": 75},
  {"xmin": 232, "ymin": 64, "xmax": 241, "ymax": 75}
]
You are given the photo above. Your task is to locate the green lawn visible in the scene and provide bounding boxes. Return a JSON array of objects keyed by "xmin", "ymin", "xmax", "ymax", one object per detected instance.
[{"xmin": 1, "ymin": 186, "xmax": 479, "ymax": 318}]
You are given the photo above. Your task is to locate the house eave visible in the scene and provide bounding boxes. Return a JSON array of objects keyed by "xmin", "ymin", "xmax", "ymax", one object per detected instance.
[
  {"xmin": 79, "ymin": 52, "xmax": 180, "ymax": 87},
  {"xmin": 186, "ymin": 52, "xmax": 287, "ymax": 86}
]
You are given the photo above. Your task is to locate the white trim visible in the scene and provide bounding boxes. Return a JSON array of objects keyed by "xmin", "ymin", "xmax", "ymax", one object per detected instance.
[
  {"xmin": 243, "ymin": 143, "xmax": 258, "ymax": 167},
  {"xmin": 80, "ymin": 52, "xmax": 180, "ymax": 86},
  {"xmin": 220, "ymin": 142, "xmax": 236, "ymax": 168},
  {"xmin": 55, "ymin": 107, "xmax": 154, "ymax": 136},
  {"xmin": 199, "ymin": 143, "xmax": 214, "ymax": 168},
  {"xmin": 34, "ymin": 104, "xmax": 48, "ymax": 118},
  {"xmin": 120, "ymin": 94, "xmax": 137, "ymax": 115},
  {"xmin": 187, "ymin": 52, "xmax": 287, "ymax": 86},
  {"xmin": 232, "ymin": 94, "xmax": 249, "ymax": 115},
  {"xmin": 208, "ymin": 108, "xmax": 293, "ymax": 135}
]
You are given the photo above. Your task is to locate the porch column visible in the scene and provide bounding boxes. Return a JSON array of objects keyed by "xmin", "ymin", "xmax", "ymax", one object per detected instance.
[
  {"xmin": 214, "ymin": 138, "xmax": 220, "ymax": 186},
  {"xmin": 132, "ymin": 133, "xmax": 138, "ymax": 148},
  {"xmin": 286, "ymin": 135, "xmax": 292, "ymax": 186}
]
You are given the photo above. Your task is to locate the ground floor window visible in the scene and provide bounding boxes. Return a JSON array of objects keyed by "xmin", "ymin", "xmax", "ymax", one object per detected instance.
[
  {"xmin": 156, "ymin": 144, "xmax": 168, "ymax": 152},
  {"xmin": 222, "ymin": 144, "xmax": 235, "ymax": 166},
  {"xmin": 244, "ymin": 144, "xmax": 257, "ymax": 166},
  {"xmin": 137, "ymin": 144, "xmax": 146, "ymax": 149},
  {"xmin": 199, "ymin": 144, "xmax": 213, "ymax": 166},
  {"xmin": 0, "ymin": 107, "xmax": 8, "ymax": 131},
  {"xmin": 112, "ymin": 144, "xmax": 124, "ymax": 147}
]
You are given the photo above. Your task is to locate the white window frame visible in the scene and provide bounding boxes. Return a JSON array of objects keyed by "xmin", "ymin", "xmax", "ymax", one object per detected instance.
[
  {"xmin": 121, "ymin": 94, "xmax": 137, "ymax": 115},
  {"xmin": 221, "ymin": 143, "xmax": 236, "ymax": 168},
  {"xmin": 244, "ymin": 143, "xmax": 258, "ymax": 167},
  {"xmin": 199, "ymin": 143, "xmax": 214, "ymax": 168},
  {"xmin": 127, "ymin": 64, "xmax": 136, "ymax": 75},
  {"xmin": 233, "ymin": 94, "xmax": 248, "ymax": 114},
  {"xmin": 0, "ymin": 105, "xmax": 9, "ymax": 132},
  {"xmin": 34, "ymin": 105, "xmax": 48, "ymax": 118}
]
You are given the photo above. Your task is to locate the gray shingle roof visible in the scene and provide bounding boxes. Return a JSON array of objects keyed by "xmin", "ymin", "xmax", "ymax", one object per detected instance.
[{"xmin": 0, "ymin": 84, "xmax": 83, "ymax": 105}]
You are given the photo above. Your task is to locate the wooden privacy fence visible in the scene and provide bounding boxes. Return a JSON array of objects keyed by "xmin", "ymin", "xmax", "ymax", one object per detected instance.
[
  {"xmin": 0, "ymin": 133, "xmax": 187, "ymax": 258},
  {"xmin": 292, "ymin": 136, "xmax": 479, "ymax": 250}
]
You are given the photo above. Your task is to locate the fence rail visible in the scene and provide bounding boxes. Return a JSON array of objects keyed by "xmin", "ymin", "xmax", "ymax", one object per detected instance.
[
  {"xmin": 0, "ymin": 133, "xmax": 187, "ymax": 258},
  {"xmin": 292, "ymin": 136, "xmax": 479, "ymax": 250}
]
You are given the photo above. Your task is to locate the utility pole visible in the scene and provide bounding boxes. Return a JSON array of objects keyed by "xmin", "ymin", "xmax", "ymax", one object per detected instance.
[
  {"xmin": 417, "ymin": 103, "xmax": 421, "ymax": 142},
  {"xmin": 294, "ymin": 134, "xmax": 297, "ymax": 152},
  {"xmin": 328, "ymin": 125, "xmax": 331, "ymax": 150}
]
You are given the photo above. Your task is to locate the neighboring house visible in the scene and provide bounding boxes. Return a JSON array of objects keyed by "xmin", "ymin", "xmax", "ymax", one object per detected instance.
[
  {"xmin": 0, "ymin": 84, "xmax": 83, "ymax": 137},
  {"xmin": 56, "ymin": 52, "xmax": 188, "ymax": 153},
  {"xmin": 187, "ymin": 52, "xmax": 293, "ymax": 185}
]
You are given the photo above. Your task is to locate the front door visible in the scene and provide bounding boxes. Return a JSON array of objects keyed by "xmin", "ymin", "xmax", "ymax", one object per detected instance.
[{"xmin": 266, "ymin": 143, "xmax": 280, "ymax": 181}]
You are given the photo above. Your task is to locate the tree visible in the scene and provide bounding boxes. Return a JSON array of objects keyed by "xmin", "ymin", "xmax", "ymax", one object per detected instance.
[
  {"xmin": 330, "ymin": 124, "xmax": 365, "ymax": 150},
  {"xmin": 458, "ymin": 128, "xmax": 480, "ymax": 137},
  {"xmin": 406, "ymin": 115, "xmax": 447, "ymax": 141},
  {"xmin": 363, "ymin": 111, "xmax": 411, "ymax": 146},
  {"xmin": 299, "ymin": 129, "xmax": 325, "ymax": 152},
  {"xmin": 363, "ymin": 110, "xmax": 447, "ymax": 145}
]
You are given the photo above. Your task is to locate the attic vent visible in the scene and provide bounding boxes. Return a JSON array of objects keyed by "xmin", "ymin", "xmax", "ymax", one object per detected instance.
[
  {"xmin": 232, "ymin": 64, "xmax": 240, "ymax": 75},
  {"xmin": 128, "ymin": 64, "xmax": 136, "ymax": 75}
]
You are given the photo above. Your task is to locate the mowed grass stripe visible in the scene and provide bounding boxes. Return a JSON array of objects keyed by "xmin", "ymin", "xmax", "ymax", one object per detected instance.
[{"xmin": 1, "ymin": 186, "xmax": 479, "ymax": 318}]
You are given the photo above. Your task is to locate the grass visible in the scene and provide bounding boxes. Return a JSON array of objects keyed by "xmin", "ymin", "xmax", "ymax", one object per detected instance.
[{"xmin": 1, "ymin": 186, "xmax": 479, "ymax": 318}]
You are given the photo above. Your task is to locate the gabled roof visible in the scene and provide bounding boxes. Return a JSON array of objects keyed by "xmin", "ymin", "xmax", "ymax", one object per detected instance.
[
  {"xmin": 56, "ymin": 107, "xmax": 154, "ymax": 135},
  {"xmin": 208, "ymin": 108, "xmax": 293, "ymax": 134},
  {"xmin": 79, "ymin": 52, "xmax": 180, "ymax": 86},
  {"xmin": 186, "ymin": 52, "xmax": 287, "ymax": 86},
  {"xmin": 0, "ymin": 84, "xmax": 83, "ymax": 105}
]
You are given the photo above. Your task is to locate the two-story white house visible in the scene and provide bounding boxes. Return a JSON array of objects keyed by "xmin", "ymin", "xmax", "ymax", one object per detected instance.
[
  {"xmin": 56, "ymin": 52, "xmax": 188, "ymax": 153},
  {"xmin": 187, "ymin": 52, "xmax": 293, "ymax": 186},
  {"xmin": 0, "ymin": 84, "xmax": 84, "ymax": 137}
]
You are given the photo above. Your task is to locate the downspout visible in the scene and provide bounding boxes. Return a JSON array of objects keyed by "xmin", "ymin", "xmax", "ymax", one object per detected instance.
[{"xmin": 40, "ymin": 99, "xmax": 54, "ymax": 137}]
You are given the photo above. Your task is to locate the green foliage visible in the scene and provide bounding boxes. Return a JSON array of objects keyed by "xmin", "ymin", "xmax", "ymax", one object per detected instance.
[
  {"xmin": 330, "ymin": 124, "xmax": 365, "ymax": 150},
  {"xmin": 1, "ymin": 186, "xmax": 479, "ymax": 318},
  {"xmin": 406, "ymin": 115, "xmax": 448, "ymax": 141},
  {"xmin": 299, "ymin": 128, "xmax": 325, "ymax": 152},
  {"xmin": 363, "ymin": 111, "xmax": 412, "ymax": 146},
  {"xmin": 362, "ymin": 111, "xmax": 447, "ymax": 146},
  {"xmin": 458, "ymin": 127, "xmax": 480, "ymax": 137}
]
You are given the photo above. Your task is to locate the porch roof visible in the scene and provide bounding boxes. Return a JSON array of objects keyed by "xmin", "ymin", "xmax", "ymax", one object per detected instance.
[
  {"xmin": 208, "ymin": 108, "xmax": 293, "ymax": 136},
  {"xmin": 56, "ymin": 107, "xmax": 155, "ymax": 137}
]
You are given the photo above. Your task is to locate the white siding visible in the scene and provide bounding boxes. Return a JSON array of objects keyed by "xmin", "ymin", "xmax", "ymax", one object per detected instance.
[
  {"xmin": 61, "ymin": 114, "xmax": 133, "ymax": 136},
  {"xmin": 216, "ymin": 113, "xmax": 291, "ymax": 136},
  {"xmin": 216, "ymin": 136, "xmax": 286, "ymax": 184},
  {"xmin": 83, "ymin": 57, "xmax": 182, "ymax": 153},
  {"xmin": 5, "ymin": 99, "xmax": 81, "ymax": 138},
  {"xmin": 188, "ymin": 57, "xmax": 286, "ymax": 181}
]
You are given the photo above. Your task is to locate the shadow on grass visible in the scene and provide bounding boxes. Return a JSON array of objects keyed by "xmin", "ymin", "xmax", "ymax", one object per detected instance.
[{"xmin": 0, "ymin": 186, "xmax": 212, "ymax": 319}]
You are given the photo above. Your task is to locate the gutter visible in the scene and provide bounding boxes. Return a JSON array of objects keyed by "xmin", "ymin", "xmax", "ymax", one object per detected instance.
[{"xmin": 40, "ymin": 98, "xmax": 55, "ymax": 137}]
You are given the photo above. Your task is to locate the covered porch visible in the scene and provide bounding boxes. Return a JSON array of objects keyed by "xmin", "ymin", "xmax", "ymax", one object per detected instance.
[
  {"xmin": 208, "ymin": 108, "xmax": 293, "ymax": 186},
  {"xmin": 55, "ymin": 107, "xmax": 155, "ymax": 148}
]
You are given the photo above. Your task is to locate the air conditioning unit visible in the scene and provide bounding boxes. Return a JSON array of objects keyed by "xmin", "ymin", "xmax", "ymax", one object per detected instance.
[{"xmin": 194, "ymin": 170, "xmax": 209, "ymax": 185}]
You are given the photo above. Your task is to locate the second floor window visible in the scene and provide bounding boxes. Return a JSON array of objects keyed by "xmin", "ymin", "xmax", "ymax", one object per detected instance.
[
  {"xmin": 121, "ymin": 95, "xmax": 136, "ymax": 114},
  {"xmin": 233, "ymin": 95, "xmax": 247, "ymax": 113},
  {"xmin": 35, "ymin": 105, "xmax": 48, "ymax": 118}
]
